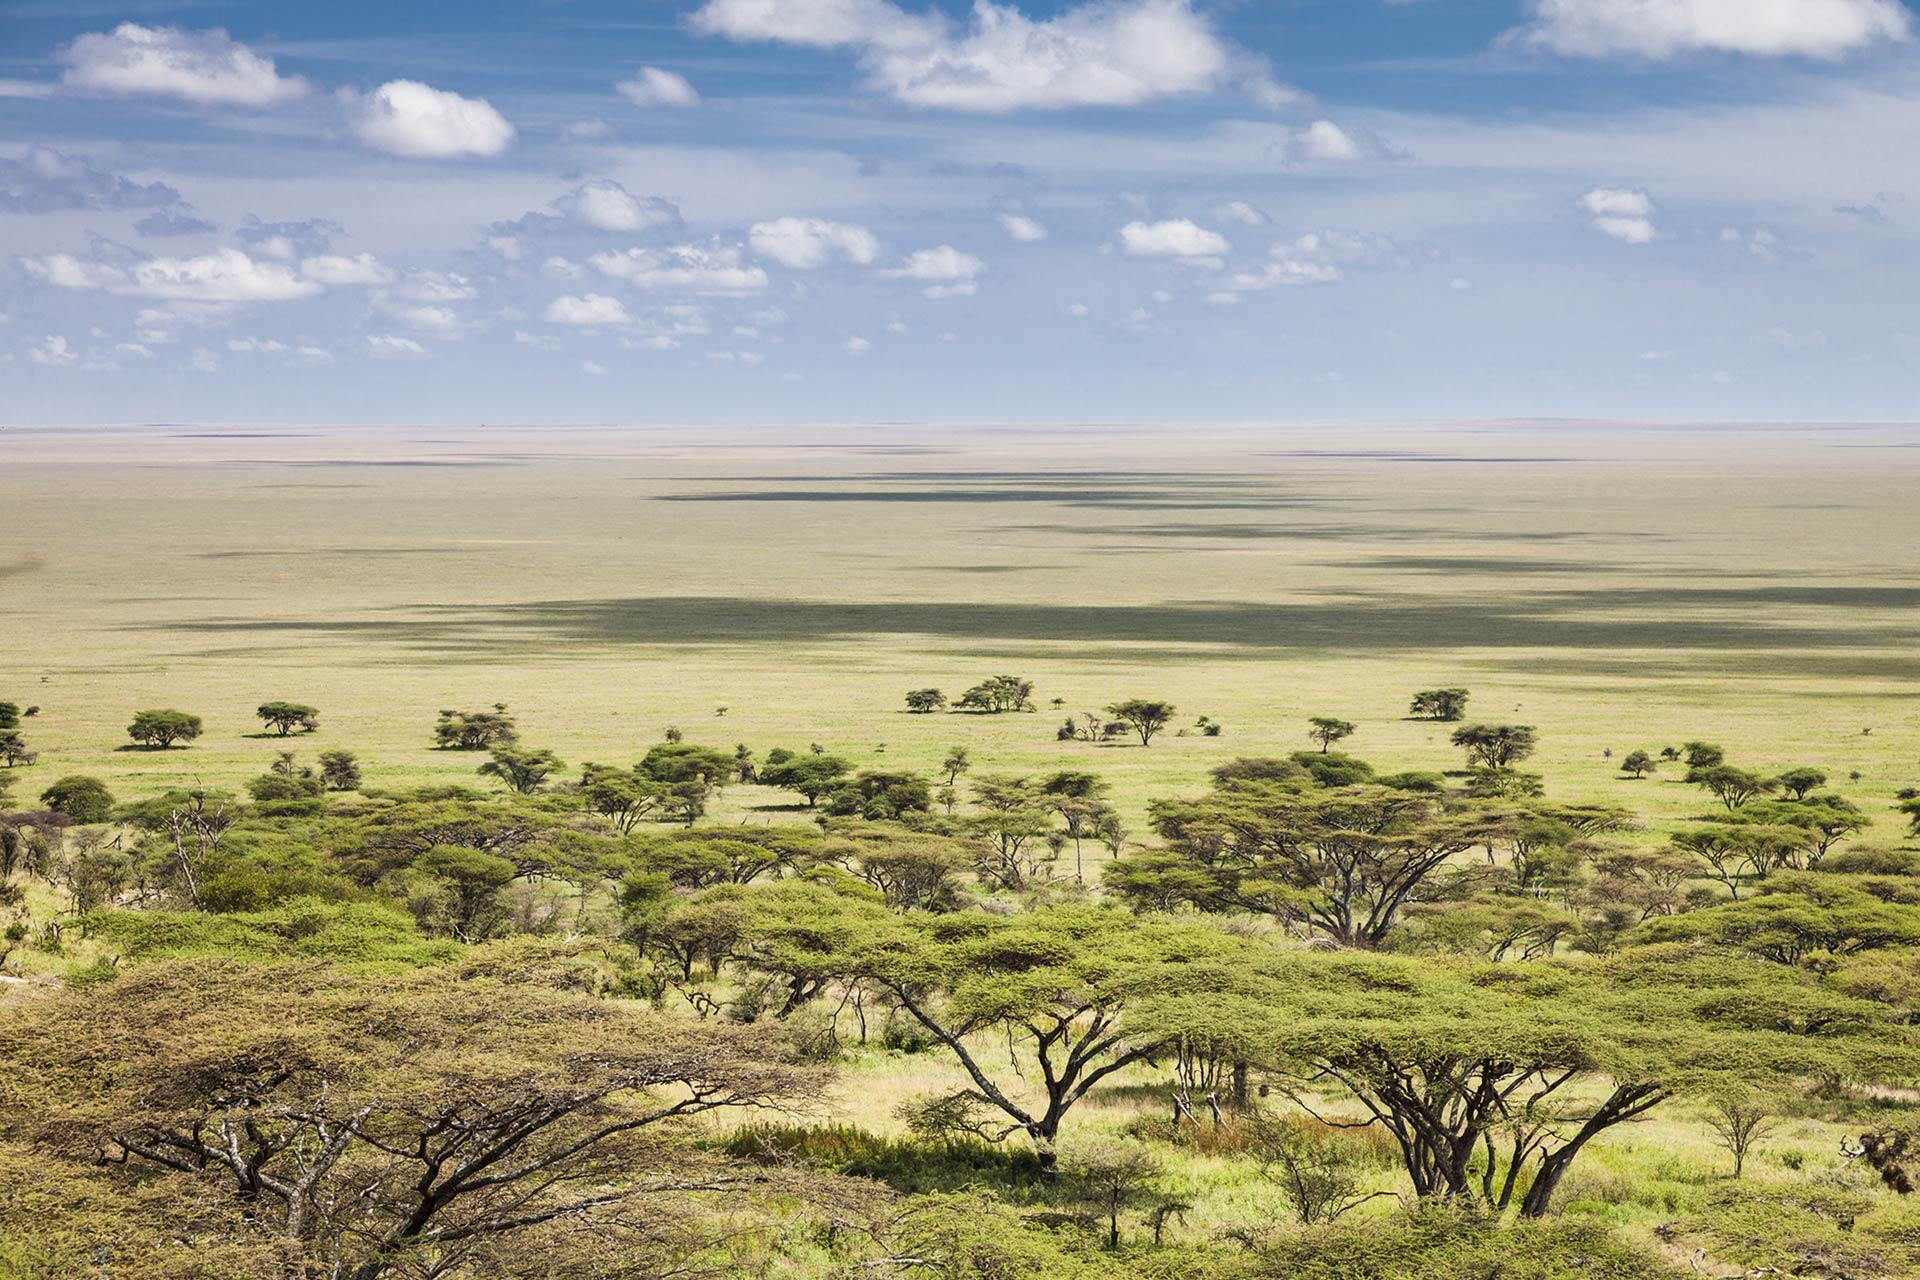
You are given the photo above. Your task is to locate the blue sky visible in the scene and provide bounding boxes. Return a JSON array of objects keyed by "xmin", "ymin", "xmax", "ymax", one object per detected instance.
[{"xmin": 3, "ymin": 0, "xmax": 1918, "ymax": 425}]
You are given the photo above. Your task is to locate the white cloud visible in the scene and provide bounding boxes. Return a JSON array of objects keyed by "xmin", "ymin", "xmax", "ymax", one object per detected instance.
[
  {"xmin": 749, "ymin": 217, "xmax": 880, "ymax": 268},
  {"xmin": 589, "ymin": 244, "xmax": 770, "ymax": 293},
  {"xmin": 1066, "ymin": 302, "xmax": 1090, "ymax": 317},
  {"xmin": 396, "ymin": 305, "xmax": 462, "ymax": 334},
  {"xmin": 885, "ymin": 244, "xmax": 984, "ymax": 280},
  {"xmin": 552, "ymin": 179, "xmax": 681, "ymax": 233},
  {"xmin": 691, "ymin": 0, "xmax": 1262, "ymax": 112},
  {"xmin": 59, "ymin": 23, "xmax": 308, "ymax": 106},
  {"xmin": 227, "ymin": 337, "xmax": 287, "ymax": 353},
  {"xmin": 187, "ymin": 346, "xmax": 220, "ymax": 372},
  {"xmin": 1580, "ymin": 186, "xmax": 1658, "ymax": 243},
  {"xmin": 25, "ymin": 248, "xmax": 322, "ymax": 303},
  {"xmin": 997, "ymin": 213, "xmax": 1049, "ymax": 242},
  {"xmin": 582, "ymin": 358, "xmax": 610, "ymax": 376},
  {"xmin": 1117, "ymin": 218, "xmax": 1228, "ymax": 259},
  {"xmin": 616, "ymin": 66, "xmax": 701, "ymax": 107},
  {"xmin": 392, "ymin": 270, "xmax": 477, "ymax": 303},
  {"xmin": 513, "ymin": 330, "xmax": 562, "ymax": 351},
  {"xmin": 1289, "ymin": 120, "xmax": 1362, "ymax": 162},
  {"xmin": 28, "ymin": 335, "xmax": 77, "ymax": 366},
  {"xmin": 1227, "ymin": 230, "xmax": 1405, "ymax": 291},
  {"xmin": 843, "ymin": 335, "xmax": 872, "ymax": 354},
  {"xmin": 545, "ymin": 293, "xmax": 633, "ymax": 326},
  {"xmin": 1213, "ymin": 200, "xmax": 1269, "ymax": 227},
  {"xmin": 1511, "ymin": 0, "xmax": 1911, "ymax": 58},
  {"xmin": 300, "ymin": 253, "xmax": 395, "ymax": 286},
  {"xmin": 350, "ymin": 80, "xmax": 516, "ymax": 158},
  {"xmin": 561, "ymin": 118, "xmax": 616, "ymax": 142},
  {"xmin": 1721, "ymin": 226, "xmax": 1783, "ymax": 261},
  {"xmin": 367, "ymin": 334, "xmax": 427, "ymax": 358}
]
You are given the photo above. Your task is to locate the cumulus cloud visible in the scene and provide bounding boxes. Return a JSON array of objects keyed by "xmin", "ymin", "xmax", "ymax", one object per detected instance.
[
  {"xmin": 367, "ymin": 334, "xmax": 427, "ymax": 358},
  {"xmin": 552, "ymin": 179, "xmax": 682, "ymax": 233},
  {"xmin": 1721, "ymin": 226, "xmax": 1787, "ymax": 262},
  {"xmin": 886, "ymin": 245, "xmax": 984, "ymax": 279},
  {"xmin": 749, "ymin": 217, "xmax": 881, "ymax": 268},
  {"xmin": 24, "ymin": 247, "xmax": 322, "ymax": 302},
  {"xmin": 1511, "ymin": 0, "xmax": 1910, "ymax": 58},
  {"xmin": 59, "ymin": 23, "xmax": 309, "ymax": 105},
  {"xmin": 1213, "ymin": 200, "xmax": 1269, "ymax": 227},
  {"xmin": 997, "ymin": 213, "xmax": 1048, "ymax": 242},
  {"xmin": 1228, "ymin": 230, "xmax": 1407, "ymax": 291},
  {"xmin": 561, "ymin": 118, "xmax": 616, "ymax": 142},
  {"xmin": 843, "ymin": 335, "xmax": 872, "ymax": 354},
  {"xmin": 1288, "ymin": 120, "xmax": 1361, "ymax": 161},
  {"xmin": 1117, "ymin": 218, "xmax": 1228, "ymax": 259},
  {"xmin": 1580, "ymin": 186, "xmax": 1658, "ymax": 243},
  {"xmin": 883, "ymin": 244, "xmax": 985, "ymax": 296},
  {"xmin": 28, "ymin": 335, "xmax": 77, "ymax": 366},
  {"xmin": 300, "ymin": 253, "xmax": 394, "ymax": 286},
  {"xmin": 545, "ymin": 293, "xmax": 633, "ymax": 328},
  {"xmin": 0, "ymin": 146, "xmax": 183, "ymax": 214},
  {"xmin": 616, "ymin": 67, "xmax": 700, "ymax": 107},
  {"xmin": 691, "ymin": 0, "xmax": 1282, "ymax": 112},
  {"xmin": 350, "ymin": 80, "xmax": 516, "ymax": 158},
  {"xmin": 588, "ymin": 243, "xmax": 769, "ymax": 293}
]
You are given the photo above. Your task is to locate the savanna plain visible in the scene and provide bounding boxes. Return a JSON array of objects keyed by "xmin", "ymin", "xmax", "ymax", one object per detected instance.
[{"xmin": 2, "ymin": 420, "xmax": 1919, "ymax": 1279}]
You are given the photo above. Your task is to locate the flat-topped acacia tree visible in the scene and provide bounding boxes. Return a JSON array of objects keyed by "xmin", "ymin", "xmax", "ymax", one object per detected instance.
[
  {"xmin": 127, "ymin": 708, "xmax": 202, "ymax": 749},
  {"xmin": 1108, "ymin": 783, "xmax": 1486, "ymax": 948},
  {"xmin": 1106, "ymin": 699, "xmax": 1175, "ymax": 746},
  {"xmin": 255, "ymin": 701, "xmax": 319, "ymax": 736},
  {"xmin": 2, "ymin": 957, "xmax": 812, "ymax": 1280},
  {"xmin": 1204, "ymin": 949, "xmax": 1911, "ymax": 1217},
  {"xmin": 731, "ymin": 888, "xmax": 1246, "ymax": 1174}
]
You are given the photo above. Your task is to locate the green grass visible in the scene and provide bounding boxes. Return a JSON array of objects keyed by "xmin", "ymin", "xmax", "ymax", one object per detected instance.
[{"xmin": 3, "ymin": 420, "xmax": 1917, "ymax": 853}]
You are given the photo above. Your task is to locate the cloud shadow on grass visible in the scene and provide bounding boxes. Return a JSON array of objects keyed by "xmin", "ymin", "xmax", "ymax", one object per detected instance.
[{"xmin": 143, "ymin": 588, "xmax": 1920, "ymax": 680}]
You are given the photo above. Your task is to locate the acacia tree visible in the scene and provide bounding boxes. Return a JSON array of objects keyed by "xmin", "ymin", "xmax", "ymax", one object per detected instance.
[
  {"xmin": 128, "ymin": 709, "xmax": 203, "ymax": 749},
  {"xmin": 1235, "ymin": 950, "xmax": 1902, "ymax": 1218},
  {"xmin": 955, "ymin": 675, "xmax": 1035, "ymax": 714},
  {"xmin": 967, "ymin": 774, "xmax": 1056, "ymax": 890},
  {"xmin": 318, "ymin": 750, "xmax": 362, "ymax": 791},
  {"xmin": 256, "ymin": 702, "xmax": 319, "ymax": 736},
  {"xmin": 1409, "ymin": 689, "xmax": 1470, "ymax": 721},
  {"xmin": 477, "ymin": 745, "xmax": 564, "ymax": 794},
  {"xmin": 760, "ymin": 749, "xmax": 851, "ymax": 806},
  {"xmin": 904, "ymin": 688, "xmax": 947, "ymax": 714},
  {"xmin": 1307, "ymin": 717, "xmax": 1356, "ymax": 754},
  {"xmin": 1450, "ymin": 724, "xmax": 1537, "ymax": 770},
  {"xmin": 40, "ymin": 775, "xmax": 115, "ymax": 823},
  {"xmin": 736, "ymin": 896, "xmax": 1244, "ymax": 1174},
  {"xmin": 1108, "ymin": 783, "xmax": 1484, "ymax": 948},
  {"xmin": 1106, "ymin": 700, "xmax": 1175, "ymax": 746},
  {"xmin": 434, "ymin": 706, "xmax": 517, "ymax": 750},
  {"xmin": 1692, "ymin": 765, "xmax": 1777, "ymax": 811},
  {"xmin": 3, "ymin": 958, "xmax": 812, "ymax": 1280},
  {"xmin": 1621, "ymin": 751, "xmax": 1656, "ymax": 779},
  {"xmin": 1773, "ymin": 768, "xmax": 1829, "ymax": 802},
  {"xmin": 0, "ymin": 728, "xmax": 36, "ymax": 768}
]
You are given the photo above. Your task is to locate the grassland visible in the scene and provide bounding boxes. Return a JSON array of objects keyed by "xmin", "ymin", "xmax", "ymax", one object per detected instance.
[
  {"xmin": 6, "ymin": 419, "xmax": 1920, "ymax": 1274},
  {"xmin": 4, "ymin": 419, "xmax": 1917, "ymax": 845}
]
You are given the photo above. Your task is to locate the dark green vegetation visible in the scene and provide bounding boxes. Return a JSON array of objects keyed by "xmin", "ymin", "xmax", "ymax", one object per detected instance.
[{"xmin": 4, "ymin": 685, "xmax": 1920, "ymax": 1280}]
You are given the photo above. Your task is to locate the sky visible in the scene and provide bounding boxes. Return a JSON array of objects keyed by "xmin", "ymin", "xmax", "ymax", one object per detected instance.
[{"xmin": 2, "ymin": 0, "xmax": 1918, "ymax": 426}]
